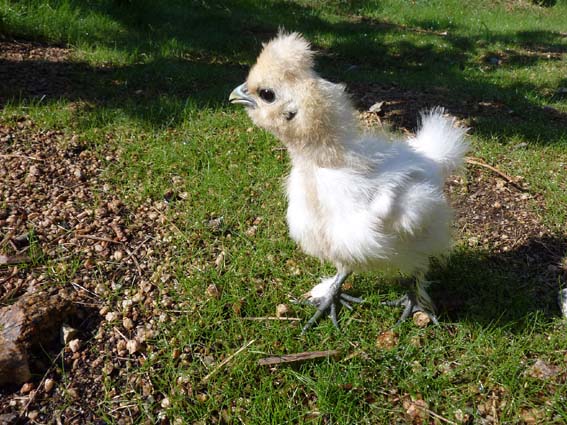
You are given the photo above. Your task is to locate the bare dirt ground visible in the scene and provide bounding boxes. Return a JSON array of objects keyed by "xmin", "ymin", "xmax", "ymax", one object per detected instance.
[{"xmin": 1, "ymin": 39, "xmax": 566, "ymax": 424}]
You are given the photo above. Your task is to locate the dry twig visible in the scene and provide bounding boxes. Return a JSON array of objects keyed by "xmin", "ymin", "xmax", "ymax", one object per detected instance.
[
  {"xmin": 241, "ymin": 316, "xmax": 302, "ymax": 321},
  {"xmin": 0, "ymin": 254, "xmax": 31, "ymax": 266},
  {"xmin": 201, "ymin": 339, "xmax": 255, "ymax": 383},
  {"xmin": 0, "ymin": 153, "xmax": 44, "ymax": 161},
  {"xmin": 258, "ymin": 350, "xmax": 340, "ymax": 366},
  {"xmin": 75, "ymin": 234, "xmax": 120, "ymax": 244},
  {"xmin": 466, "ymin": 157, "xmax": 528, "ymax": 192}
]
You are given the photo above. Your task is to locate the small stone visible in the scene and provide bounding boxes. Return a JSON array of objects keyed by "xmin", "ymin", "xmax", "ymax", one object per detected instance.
[
  {"xmin": 61, "ymin": 324, "xmax": 78, "ymax": 344},
  {"xmin": 127, "ymin": 339, "xmax": 142, "ymax": 354},
  {"xmin": 123, "ymin": 317, "xmax": 134, "ymax": 330},
  {"xmin": 275, "ymin": 303, "xmax": 290, "ymax": 318},
  {"xmin": 67, "ymin": 387, "xmax": 79, "ymax": 399},
  {"xmin": 245, "ymin": 225, "xmax": 258, "ymax": 237},
  {"xmin": 113, "ymin": 250, "xmax": 124, "ymax": 261},
  {"xmin": 206, "ymin": 283, "xmax": 221, "ymax": 299},
  {"xmin": 214, "ymin": 251, "xmax": 225, "ymax": 269},
  {"xmin": 44, "ymin": 378, "xmax": 55, "ymax": 393},
  {"xmin": 413, "ymin": 311, "xmax": 432, "ymax": 328},
  {"xmin": 68, "ymin": 339, "xmax": 81, "ymax": 353},
  {"xmin": 20, "ymin": 382, "xmax": 34, "ymax": 394},
  {"xmin": 105, "ymin": 311, "xmax": 118, "ymax": 322},
  {"xmin": 74, "ymin": 169, "xmax": 85, "ymax": 180},
  {"xmin": 527, "ymin": 359, "xmax": 560, "ymax": 380},
  {"xmin": 161, "ymin": 397, "xmax": 171, "ymax": 409},
  {"xmin": 207, "ymin": 216, "xmax": 223, "ymax": 232},
  {"xmin": 27, "ymin": 410, "xmax": 39, "ymax": 420}
]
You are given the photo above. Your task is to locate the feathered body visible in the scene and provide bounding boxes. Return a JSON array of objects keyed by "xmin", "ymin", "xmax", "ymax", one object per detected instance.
[{"xmin": 230, "ymin": 32, "xmax": 469, "ymax": 330}]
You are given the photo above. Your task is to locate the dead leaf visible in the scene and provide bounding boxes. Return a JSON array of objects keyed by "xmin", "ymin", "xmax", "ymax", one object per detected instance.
[
  {"xmin": 527, "ymin": 359, "xmax": 560, "ymax": 380},
  {"xmin": 275, "ymin": 303, "xmax": 290, "ymax": 318},
  {"xmin": 413, "ymin": 311, "xmax": 431, "ymax": 328},
  {"xmin": 403, "ymin": 396, "xmax": 428, "ymax": 424},
  {"xmin": 519, "ymin": 407, "xmax": 545, "ymax": 424},
  {"xmin": 376, "ymin": 330, "xmax": 399, "ymax": 349},
  {"xmin": 206, "ymin": 283, "xmax": 221, "ymax": 299}
]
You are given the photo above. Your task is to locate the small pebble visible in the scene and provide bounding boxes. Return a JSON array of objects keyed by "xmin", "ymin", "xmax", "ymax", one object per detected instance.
[
  {"xmin": 276, "ymin": 303, "xmax": 290, "ymax": 318},
  {"xmin": 161, "ymin": 397, "xmax": 171, "ymax": 409},
  {"xmin": 61, "ymin": 324, "xmax": 78, "ymax": 344},
  {"xmin": 123, "ymin": 317, "xmax": 134, "ymax": 330},
  {"xmin": 206, "ymin": 283, "xmax": 221, "ymax": 299},
  {"xmin": 69, "ymin": 339, "xmax": 81, "ymax": 353},
  {"xmin": 127, "ymin": 339, "xmax": 142, "ymax": 354},
  {"xmin": 105, "ymin": 311, "xmax": 118, "ymax": 322},
  {"xmin": 44, "ymin": 378, "xmax": 55, "ymax": 393},
  {"xmin": 20, "ymin": 382, "xmax": 34, "ymax": 394}
]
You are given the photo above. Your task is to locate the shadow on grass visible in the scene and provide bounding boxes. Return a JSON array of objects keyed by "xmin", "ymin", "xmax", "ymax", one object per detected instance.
[
  {"xmin": 1, "ymin": 0, "xmax": 565, "ymax": 137},
  {"xmin": 430, "ymin": 234, "xmax": 567, "ymax": 330}
]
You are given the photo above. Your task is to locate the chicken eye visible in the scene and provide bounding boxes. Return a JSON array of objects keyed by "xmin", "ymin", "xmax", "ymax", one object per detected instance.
[{"xmin": 259, "ymin": 88, "xmax": 275, "ymax": 103}]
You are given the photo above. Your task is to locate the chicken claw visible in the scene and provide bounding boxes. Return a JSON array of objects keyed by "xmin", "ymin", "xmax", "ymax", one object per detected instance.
[
  {"xmin": 383, "ymin": 279, "xmax": 439, "ymax": 325},
  {"xmin": 301, "ymin": 272, "xmax": 363, "ymax": 333}
]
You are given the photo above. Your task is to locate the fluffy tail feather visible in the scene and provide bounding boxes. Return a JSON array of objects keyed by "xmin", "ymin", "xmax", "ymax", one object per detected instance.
[{"xmin": 408, "ymin": 107, "xmax": 469, "ymax": 177}]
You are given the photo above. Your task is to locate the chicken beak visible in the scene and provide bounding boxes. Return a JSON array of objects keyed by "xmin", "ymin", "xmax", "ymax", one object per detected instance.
[{"xmin": 229, "ymin": 83, "xmax": 257, "ymax": 108}]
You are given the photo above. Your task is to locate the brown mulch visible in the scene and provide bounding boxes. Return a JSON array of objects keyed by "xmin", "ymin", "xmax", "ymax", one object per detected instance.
[{"xmin": 0, "ymin": 118, "xmax": 181, "ymax": 424}]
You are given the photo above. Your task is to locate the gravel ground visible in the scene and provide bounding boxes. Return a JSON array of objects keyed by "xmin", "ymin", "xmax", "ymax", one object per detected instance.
[{"xmin": 0, "ymin": 117, "xmax": 182, "ymax": 424}]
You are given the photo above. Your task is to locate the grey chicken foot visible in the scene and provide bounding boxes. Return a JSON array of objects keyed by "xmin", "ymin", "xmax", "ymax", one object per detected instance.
[
  {"xmin": 302, "ymin": 272, "xmax": 363, "ymax": 334},
  {"xmin": 383, "ymin": 278, "xmax": 439, "ymax": 325}
]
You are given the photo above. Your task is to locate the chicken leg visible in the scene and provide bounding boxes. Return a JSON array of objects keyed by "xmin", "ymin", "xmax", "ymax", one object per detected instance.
[
  {"xmin": 302, "ymin": 272, "xmax": 363, "ymax": 333},
  {"xmin": 384, "ymin": 277, "xmax": 439, "ymax": 325}
]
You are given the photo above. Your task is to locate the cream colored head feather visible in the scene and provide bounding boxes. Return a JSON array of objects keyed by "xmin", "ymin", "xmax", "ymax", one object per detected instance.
[{"xmin": 230, "ymin": 31, "xmax": 358, "ymax": 166}]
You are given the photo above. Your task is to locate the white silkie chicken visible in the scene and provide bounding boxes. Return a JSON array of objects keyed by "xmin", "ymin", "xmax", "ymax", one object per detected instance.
[{"xmin": 229, "ymin": 32, "xmax": 469, "ymax": 332}]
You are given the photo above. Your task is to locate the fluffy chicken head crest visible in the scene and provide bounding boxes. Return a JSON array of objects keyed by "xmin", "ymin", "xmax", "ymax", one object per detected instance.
[
  {"xmin": 230, "ymin": 31, "xmax": 356, "ymax": 157},
  {"xmin": 254, "ymin": 31, "xmax": 315, "ymax": 78}
]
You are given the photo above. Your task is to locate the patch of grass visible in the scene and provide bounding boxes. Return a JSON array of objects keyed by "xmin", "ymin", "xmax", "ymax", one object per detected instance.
[{"xmin": 1, "ymin": 0, "xmax": 566, "ymax": 423}]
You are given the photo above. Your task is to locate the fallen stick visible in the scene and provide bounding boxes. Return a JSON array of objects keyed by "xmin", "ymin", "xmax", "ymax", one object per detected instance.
[
  {"xmin": 413, "ymin": 402, "xmax": 458, "ymax": 425},
  {"xmin": 258, "ymin": 350, "xmax": 340, "ymax": 366},
  {"xmin": 465, "ymin": 157, "xmax": 528, "ymax": 192},
  {"xmin": 201, "ymin": 339, "xmax": 255, "ymax": 384},
  {"xmin": 0, "ymin": 154, "xmax": 44, "ymax": 161},
  {"xmin": 75, "ymin": 234, "xmax": 120, "ymax": 244},
  {"xmin": 241, "ymin": 316, "xmax": 302, "ymax": 321},
  {"xmin": 0, "ymin": 254, "xmax": 31, "ymax": 266}
]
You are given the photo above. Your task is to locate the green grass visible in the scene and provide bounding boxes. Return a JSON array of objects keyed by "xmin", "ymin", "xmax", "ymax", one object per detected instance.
[{"xmin": 2, "ymin": 0, "xmax": 567, "ymax": 423}]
